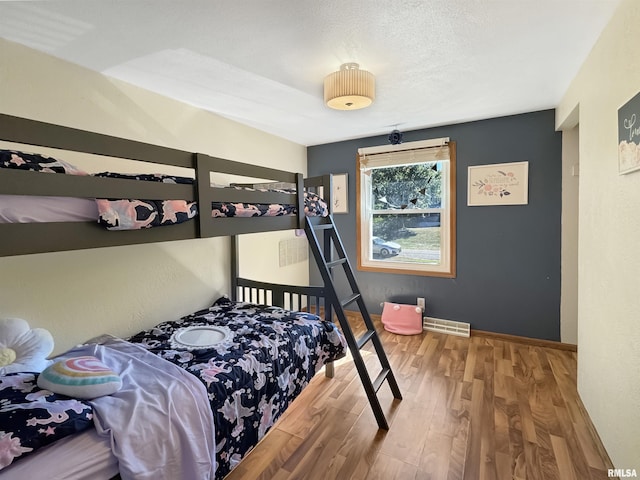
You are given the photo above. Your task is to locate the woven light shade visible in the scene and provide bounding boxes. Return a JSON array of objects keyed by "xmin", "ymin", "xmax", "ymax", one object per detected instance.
[{"xmin": 324, "ymin": 63, "xmax": 375, "ymax": 110}]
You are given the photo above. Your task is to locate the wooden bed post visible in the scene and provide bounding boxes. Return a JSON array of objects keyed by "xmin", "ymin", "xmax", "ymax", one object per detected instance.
[
  {"xmin": 230, "ymin": 235, "xmax": 239, "ymax": 301},
  {"xmin": 295, "ymin": 172, "xmax": 305, "ymax": 229}
]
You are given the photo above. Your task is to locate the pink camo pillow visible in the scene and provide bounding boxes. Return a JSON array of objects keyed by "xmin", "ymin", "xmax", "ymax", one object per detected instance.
[{"xmin": 380, "ymin": 302, "xmax": 423, "ymax": 335}]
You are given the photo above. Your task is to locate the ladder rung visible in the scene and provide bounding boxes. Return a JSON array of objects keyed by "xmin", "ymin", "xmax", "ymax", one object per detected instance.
[
  {"xmin": 313, "ymin": 222, "xmax": 334, "ymax": 230},
  {"xmin": 340, "ymin": 293, "xmax": 361, "ymax": 308},
  {"xmin": 372, "ymin": 368, "xmax": 391, "ymax": 392},
  {"xmin": 326, "ymin": 258, "xmax": 347, "ymax": 269},
  {"xmin": 357, "ymin": 329, "xmax": 376, "ymax": 349}
]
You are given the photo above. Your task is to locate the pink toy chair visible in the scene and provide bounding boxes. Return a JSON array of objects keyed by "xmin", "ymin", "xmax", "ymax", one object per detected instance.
[{"xmin": 380, "ymin": 302, "xmax": 423, "ymax": 335}]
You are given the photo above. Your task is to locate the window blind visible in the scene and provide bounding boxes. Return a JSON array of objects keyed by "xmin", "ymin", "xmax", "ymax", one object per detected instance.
[{"xmin": 359, "ymin": 138, "xmax": 450, "ymax": 171}]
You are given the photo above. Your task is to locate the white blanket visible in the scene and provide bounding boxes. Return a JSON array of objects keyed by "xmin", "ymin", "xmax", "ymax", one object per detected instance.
[{"xmin": 63, "ymin": 336, "xmax": 216, "ymax": 480}]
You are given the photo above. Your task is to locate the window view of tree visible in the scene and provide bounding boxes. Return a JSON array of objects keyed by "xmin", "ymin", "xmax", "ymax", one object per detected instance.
[
  {"xmin": 370, "ymin": 163, "xmax": 443, "ymax": 264},
  {"xmin": 372, "ymin": 163, "xmax": 441, "ymax": 210}
]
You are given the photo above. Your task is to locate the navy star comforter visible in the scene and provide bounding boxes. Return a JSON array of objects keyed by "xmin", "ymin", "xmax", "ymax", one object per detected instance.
[{"xmin": 127, "ymin": 297, "xmax": 346, "ymax": 479}]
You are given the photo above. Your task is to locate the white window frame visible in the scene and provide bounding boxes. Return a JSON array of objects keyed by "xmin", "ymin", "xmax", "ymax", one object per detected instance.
[{"xmin": 356, "ymin": 139, "xmax": 456, "ymax": 277}]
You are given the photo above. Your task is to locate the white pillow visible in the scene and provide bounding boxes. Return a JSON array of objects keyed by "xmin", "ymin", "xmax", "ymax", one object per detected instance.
[
  {"xmin": 0, "ymin": 318, "xmax": 54, "ymax": 374},
  {"xmin": 37, "ymin": 356, "xmax": 122, "ymax": 399}
]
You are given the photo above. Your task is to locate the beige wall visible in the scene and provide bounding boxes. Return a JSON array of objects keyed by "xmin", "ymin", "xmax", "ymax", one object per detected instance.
[
  {"xmin": 556, "ymin": 0, "xmax": 640, "ymax": 469},
  {"xmin": 561, "ymin": 125, "xmax": 579, "ymax": 345},
  {"xmin": 0, "ymin": 39, "xmax": 308, "ymax": 354}
]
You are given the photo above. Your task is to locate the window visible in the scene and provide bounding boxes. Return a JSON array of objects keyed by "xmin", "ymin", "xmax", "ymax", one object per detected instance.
[{"xmin": 357, "ymin": 139, "xmax": 456, "ymax": 277}]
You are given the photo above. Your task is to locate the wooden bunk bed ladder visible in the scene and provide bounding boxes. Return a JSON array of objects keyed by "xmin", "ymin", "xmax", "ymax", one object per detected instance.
[{"xmin": 305, "ymin": 215, "xmax": 402, "ymax": 430}]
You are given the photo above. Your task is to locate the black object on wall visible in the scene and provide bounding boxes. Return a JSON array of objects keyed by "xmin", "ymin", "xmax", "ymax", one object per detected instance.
[{"xmin": 308, "ymin": 110, "xmax": 562, "ymax": 341}]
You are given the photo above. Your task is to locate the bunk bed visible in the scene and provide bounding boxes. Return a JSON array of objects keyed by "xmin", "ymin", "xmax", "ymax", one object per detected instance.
[{"xmin": 0, "ymin": 113, "xmax": 401, "ymax": 479}]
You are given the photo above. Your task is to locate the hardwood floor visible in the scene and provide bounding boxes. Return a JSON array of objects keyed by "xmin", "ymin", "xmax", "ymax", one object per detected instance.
[{"xmin": 225, "ymin": 318, "xmax": 613, "ymax": 480}]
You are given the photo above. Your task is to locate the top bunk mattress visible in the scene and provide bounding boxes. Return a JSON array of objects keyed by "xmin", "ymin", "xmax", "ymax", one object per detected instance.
[
  {"xmin": 0, "ymin": 149, "xmax": 329, "ymax": 230},
  {"xmin": 0, "ymin": 195, "xmax": 98, "ymax": 223}
]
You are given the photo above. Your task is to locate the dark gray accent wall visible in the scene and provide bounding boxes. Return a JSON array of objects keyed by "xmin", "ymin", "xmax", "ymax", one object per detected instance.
[{"xmin": 308, "ymin": 110, "xmax": 562, "ymax": 341}]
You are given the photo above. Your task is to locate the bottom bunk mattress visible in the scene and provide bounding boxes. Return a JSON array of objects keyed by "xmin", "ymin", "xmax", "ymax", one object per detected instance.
[
  {"xmin": 127, "ymin": 296, "xmax": 347, "ymax": 478},
  {"xmin": 0, "ymin": 297, "xmax": 346, "ymax": 480}
]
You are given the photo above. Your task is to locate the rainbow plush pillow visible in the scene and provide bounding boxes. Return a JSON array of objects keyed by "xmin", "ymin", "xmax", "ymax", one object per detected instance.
[{"xmin": 37, "ymin": 356, "xmax": 122, "ymax": 399}]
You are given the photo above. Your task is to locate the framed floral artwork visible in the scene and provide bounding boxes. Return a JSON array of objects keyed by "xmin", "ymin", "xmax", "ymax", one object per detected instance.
[{"xmin": 467, "ymin": 161, "xmax": 528, "ymax": 206}]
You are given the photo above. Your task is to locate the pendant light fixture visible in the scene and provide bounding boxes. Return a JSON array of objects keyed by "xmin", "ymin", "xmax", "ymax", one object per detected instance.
[{"xmin": 324, "ymin": 63, "xmax": 375, "ymax": 110}]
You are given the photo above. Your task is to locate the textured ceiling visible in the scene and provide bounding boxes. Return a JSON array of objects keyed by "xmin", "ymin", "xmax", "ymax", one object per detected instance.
[{"xmin": 0, "ymin": 0, "xmax": 622, "ymax": 146}]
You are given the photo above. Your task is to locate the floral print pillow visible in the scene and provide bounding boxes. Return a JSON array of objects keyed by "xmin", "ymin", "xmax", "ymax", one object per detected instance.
[{"xmin": 0, "ymin": 373, "xmax": 93, "ymax": 470}]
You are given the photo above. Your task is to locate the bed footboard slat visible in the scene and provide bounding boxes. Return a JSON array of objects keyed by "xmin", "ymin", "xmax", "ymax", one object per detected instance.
[
  {"xmin": 0, "ymin": 221, "xmax": 197, "ymax": 256},
  {"xmin": 202, "ymin": 216, "xmax": 300, "ymax": 238},
  {"xmin": 0, "ymin": 113, "xmax": 193, "ymax": 168},
  {"xmin": 235, "ymin": 277, "xmax": 325, "ymax": 313},
  {"xmin": 0, "ymin": 169, "xmax": 194, "ymax": 200}
]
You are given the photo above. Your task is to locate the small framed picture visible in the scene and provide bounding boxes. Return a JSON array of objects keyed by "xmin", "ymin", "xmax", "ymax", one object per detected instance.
[{"xmin": 332, "ymin": 173, "xmax": 349, "ymax": 214}]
